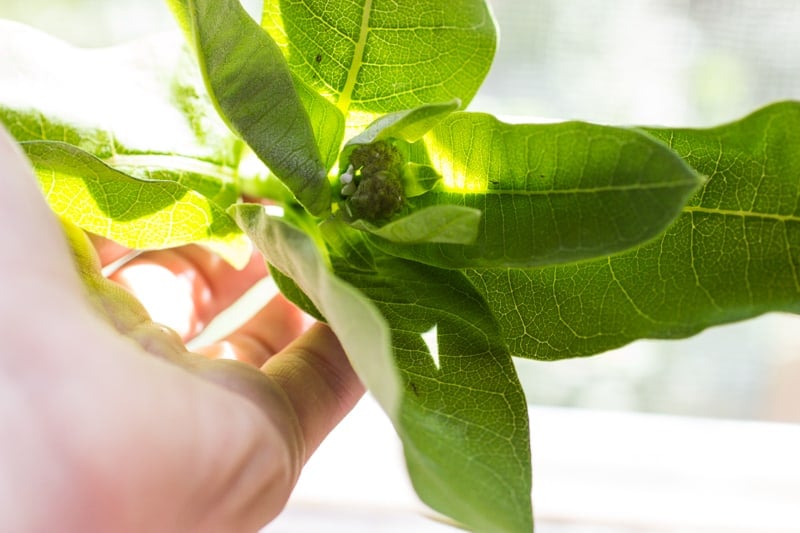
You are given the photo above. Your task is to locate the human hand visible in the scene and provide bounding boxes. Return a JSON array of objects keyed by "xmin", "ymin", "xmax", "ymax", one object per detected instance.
[{"xmin": 0, "ymin": 127, "xmax": 364, "ymax": 532}]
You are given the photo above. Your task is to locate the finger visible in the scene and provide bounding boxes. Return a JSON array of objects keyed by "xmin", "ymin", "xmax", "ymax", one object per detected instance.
[
  {"xmin": 181, "ymin": 324, "xmax": 364, "ymax": 463},
  {"xmin": 174, "ymin": 325, "xmax": 364, "ymax": 530},
  {"xmin": 89, "ymin": 233, "xmax": 132, "ymax": 267},
  {"xmin": 0, "ymin": 128, "xmax": 89, "ymax": 318},
  {"xmin": 194, "ymin": 293, "xmax": 307, "ymax": 367},
  {"xmin": 260, "ymin": 323, "xmax": 365, "ymax": 462},
  {"xmin": 108, "ymin": 246, "xmax": 267, "ymax": 339}
]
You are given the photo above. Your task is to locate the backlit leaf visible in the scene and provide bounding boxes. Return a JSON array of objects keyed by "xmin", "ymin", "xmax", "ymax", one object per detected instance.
[
  {"xmin": 372, "ymin": 113, "xmax": 702, "ymax": 268},
  {"xmin": 468, "ymin": 102, "xmax": 800, "ymax": 359},
  {"xmin": 0, "ymin": 21, "xmax": 243, "ymax": 205},
  {"xmin": 262, "ymin": 0, "xmax": 495, "ymax": 134},
  {"xmin": 25, "ymin": 141, "xmax": 250, "ymax": 268}
]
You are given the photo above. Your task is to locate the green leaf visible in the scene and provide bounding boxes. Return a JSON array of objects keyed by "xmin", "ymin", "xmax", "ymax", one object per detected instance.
[
  {"xmin": 0, "ymin": 22, "xmax": 244, "ymax": 203},
  {"xmin": 184, "ymin": 0, "xmax": 332, "ymax": 215},
  {"xmin": 350, "ymin": 205, "xmax": 481, "ymax": 244},
  {"xmin": 268, "ymin": 263, "xmax": 325, "ymax": 321},
  {"xmin": 113, "ymin": 165, "xmax": 239, "ymax": 208},
  {"xmin": 262, "ymin": 0, "xmax": 496, "ymax": 132},
  {"xmin": 167, "ymin": 0, "xmax": 345, "ymax": 172},
  {"xmin": 25, "ymin": 141, "xmax": 251, "ymax": 268},
  {"xmin": 333, "ymin": 257, "xmax": 532, "ymax": 533},
  {"xmin": 468, "ymin": 101, "xmax": 800, "ymax": 359},
  {"xmin": 230, "ymin": 204, "xmax": 402, "ymax": 416},
  {"xmin": 401, "ymin": 162, "xmax": 441, "ymax": 197},
  {"xmin": 292, "ymin": 78, "xmax": 346, "ymax": 171},
  {"xmin": 319, "ymin": 216, "xmax": 377, "ymax": 271},
  {"xmin": 346, "ymin": 99, "xmax": 461, "ymax": 146},
  {"xmin": 372, "ymin": 112, "xmax": 702, "ymax": 268}
]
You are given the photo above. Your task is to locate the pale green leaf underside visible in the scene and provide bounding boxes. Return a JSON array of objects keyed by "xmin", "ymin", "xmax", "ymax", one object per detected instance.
[
  {"xmin": 25, "ymin": 141, "xmax": 251, "ymax": 269},
  {"xmin": 167, "ymin": 0, "xmax": 345, "ymax": 173},
  {"xmin": 230, "ymin": 204, "xmax": 402, "ymax": 417},
  {"xmin": 333, "ymin": 257, "xmax": 532, "ymax": 533},
  {"xmin": 346, "ymin": 99, "xmax": 461, "ymax": 146},
  {"xmin": 185, "ymin": 0, "xmax": 331, "ymax": 214},
  {"xmin": 0, "ymin": 21, "xmax": 245, "ymax": 203},
  {"xmin": 468, "ymin": 101, "xmax": 800, "ymax": 359},
  {"xmin": 373, "ymin": 113, "xmax": 702, "ymax": 268},
  {"xmin": 268, "ymin": 264, "xmax": 325, "ymax": 320},
  {"xmin": 291, "ymin": 77, "xmax": 346, "ymax": 171},
  {"xmin": 351, "ymin": 205, "xmax": 481, "ymax": 244},
  {"xmin": 262, "ymin": 0, "xmax": 495, "ymax": 132}
]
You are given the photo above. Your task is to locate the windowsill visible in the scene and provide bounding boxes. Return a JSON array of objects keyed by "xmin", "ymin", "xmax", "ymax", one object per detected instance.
[{"xmin": 269, "ymin": 396, "xmax": 800, "ymax": 532}]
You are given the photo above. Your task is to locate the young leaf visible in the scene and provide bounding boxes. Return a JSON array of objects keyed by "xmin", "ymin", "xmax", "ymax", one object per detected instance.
[
  {"xmin": 262, "ymin": 0, "xmax": 496, "ymax": 131},
  {"xmin": 371, "ymin": 112, "xmax": 702, "ymax": 268},
  {"xmin": 0, "ymin": 22, "xmax": 244, "ymax": 203},
  {"xmin": 467, "ymin": 101, "xmax": 800, "ymax": 359},
  {"xmin": 350, "ymin": 205, "xmax": 481, "ymax": 244},
  {"xmin": 292, "ymin": 78, "xmax": 346, "ymax": 171},
  {"xmin": 230, "ymin": 204, "xmax": 402, "ymax": 416},
  {"xmin": 24, "ymin": 141, "xmax": 251, "ymax": 268},
  {"xmin": 401, "ymin": 162, "xmax": 442, "ymax": 197},
  {"xmin": 333, "ymin": 257, "xmax": 532, "ymax": 533},
  {"xmin": 267, "ymin": 264, "xmax": 325, "ymax": 321},
  {"xmin": 183, "ymin": 0, "xmax": 332, "ymax": 215},
  {"xmin": 168, "ymin": 0, "xmax": 345, "ymax": 172},
  {"xmin": 346, "ymin": 99, "xmax": 461, "ymax": 146},
  {"xmin": 319, "ymin": 217, "xmax": 378, "ymax": 271}
]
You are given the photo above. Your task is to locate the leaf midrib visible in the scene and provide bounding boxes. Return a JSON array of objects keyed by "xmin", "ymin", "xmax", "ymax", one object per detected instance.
[
  {"xmin": 445, "ymin": 179, "xmax": 699, "ymax": 196},
  {"xmin": 683, "ymin": 204, "xmax": 800, "ymax": 223},
  {"xmin": 336, "ymin": 0, "xmax": 373, "ymax": 114}
]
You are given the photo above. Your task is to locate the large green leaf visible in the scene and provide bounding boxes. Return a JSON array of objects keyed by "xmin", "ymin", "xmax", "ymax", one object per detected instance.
[
  {"xmin": 25, "ymin": 141, "xmax": 251, "ymax": 268},
  {"xmin": 262, "ymin": 0, "xmax": 496, "ymax": 132},
  {"xmin": 333, "ymin": 257, "xmax": 532, "ymax": 533},
  {"xmin": 468, "ymin": 102, "xmax": 800, "ymax": 359},
  {"xmin": 234, "ymin": 202, "xmax": 531, "ymax": 531},
  {"xmin": 0, "ymin": 21, "xmax": 244, "ymax": 202},
  {"xmin": 230, "ymin": 204, "xmax": 402, "ymax": 416},
  {"xmin": 183, "ymin": 0, "xmax": 332, "ymax": 215},
  {"xmin": 371, "ymin": 112, "xmax": 702, "ymax": 268}
]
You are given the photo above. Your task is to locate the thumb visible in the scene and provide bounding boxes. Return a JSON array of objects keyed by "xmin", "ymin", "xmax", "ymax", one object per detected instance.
[
  {"xmin": 0, "ymin": 125, "xmax": 78, "ymax": 288},
  {"xmin": 0, "ymin": 127, "xmax": 88, "ymax": 313}
]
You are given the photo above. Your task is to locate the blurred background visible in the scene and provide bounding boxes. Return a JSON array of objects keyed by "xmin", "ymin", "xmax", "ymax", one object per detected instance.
[{"xmin": 2, "ymin": 0, "xmax": 798, "ymax": 423}]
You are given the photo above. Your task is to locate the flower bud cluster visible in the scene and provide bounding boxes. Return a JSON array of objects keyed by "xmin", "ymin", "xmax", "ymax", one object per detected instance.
[{"xmin": 340, "ymin": 140, "xmax": 405, "ymax": 221}]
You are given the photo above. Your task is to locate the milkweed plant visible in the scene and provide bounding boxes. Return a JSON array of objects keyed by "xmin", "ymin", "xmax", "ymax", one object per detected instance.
[{"xmin": 2, "ymin": 0, "xmax": 799, "ymax": 531}]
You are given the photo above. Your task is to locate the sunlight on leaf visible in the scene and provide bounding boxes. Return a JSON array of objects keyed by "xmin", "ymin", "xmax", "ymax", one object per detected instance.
[
  {"xmin": 346, "ymin": 99, "xmax": 461, "ymax": 146},
  {"xmin": 25, "ymin": 141, "xmax": 250, "ymax": 268},
  {"xmin": 371, "ymin": 112, "xmax": 702, "ymax": 268},
  {"xmin": 0, "ymin": 21, "xmax": 245, "ymax": 203},
  {"xmin": 468, "ymin": 102, "xmax": 800, "ymax": 359},
  {"xmin": 262, "ymin": 0, "xmax": 495, "ymax": 135}
]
